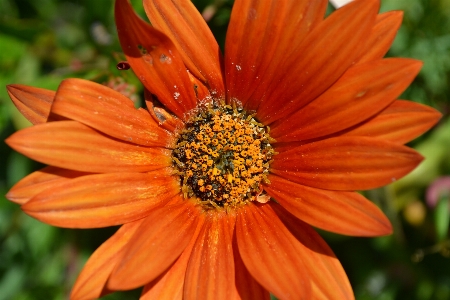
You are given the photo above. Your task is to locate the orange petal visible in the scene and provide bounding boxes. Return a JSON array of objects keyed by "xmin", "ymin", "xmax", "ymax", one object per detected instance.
[
  {"xmin": 184, "ymin": 210, "xmax": 236, "ymax": 300},
  {"xmin": 224, "ymin": 0, "xmax": 327, "ymax": 111},
  {"xmin": 256, "ymin": 0, "xmax": 379, "ymax": 124},
  {"xmin": 342, "ymin": 100, "xmax": 442, "ymax": 144},
  {"xmin": 144, "ymin": 0, "xmax": 224, "ymax": 98},
  {"xmin": 270, "ymin": 136, "xmax": 423, "ymax": 190},
  {"xmin": 236, "ymin": 203, "xmax": 311, "ymax": 299},
  {"xmin": 115, "ymin": 0, "xmax": 197, "ymax": 119},
  {"xmin": 52, "ymin": 78, "xmax": 174, "ymax": 147},
  {"xmin": 357, "ymin": 11, "xmax": 403, "ymax": 63},
  {"xmin": 271, "ymin": 58, "xmax": 422, "ymax": 142},
  {"xmin": 22, "ymin": 171, "xmax": 179, "ymax": 228},
  {"xmin": 272, "ymin": 204, "xmax": 354, "ymax": 300},
  {"xmin": 265, "ymin": 174, "xmax": 392, "ymax": 236},
  {"xmin": 145, "ymin": 93, "xmax": 185, "ymax": 134},
  {"xmin": 233, "ymin": 237, "xmax": 270, "ymax": 300},
  {"xmin": 70, "ymin": 219, "xmax": 143, "ymax": 299},
  {"xmin": 6, "ymin": 166, "xmax": 89, "ymax": 205},
  {"xmin": 5, "ymin": 121, "xmax": 172, "ymax": 173},
  {"xmin": 7, "ymin": 84, "xmax": 54, "ymax": 124},
  {"xmin": 108, "ymin": 199, "xmax": 200, "ymax": 290},
  {"xmin": 141, "ymin": 213, "xmax": 205, "ymax": 300}
]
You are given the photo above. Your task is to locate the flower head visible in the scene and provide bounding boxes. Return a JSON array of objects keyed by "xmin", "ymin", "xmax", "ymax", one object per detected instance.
[{"xmin": 5, "ymin": 0, "xmax": 441, "ymax": 299}]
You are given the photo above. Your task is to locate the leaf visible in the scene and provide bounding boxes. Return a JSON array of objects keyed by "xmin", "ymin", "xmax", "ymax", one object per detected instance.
[{"xmin": 435, "ymin": 194, "xmax": 450, "ymax": 242}]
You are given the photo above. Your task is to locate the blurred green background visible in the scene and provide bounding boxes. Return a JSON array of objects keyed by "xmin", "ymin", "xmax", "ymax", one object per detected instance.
[{"xmin": 0, "ymin": 0, "xmax": 449, "ymax": 299}]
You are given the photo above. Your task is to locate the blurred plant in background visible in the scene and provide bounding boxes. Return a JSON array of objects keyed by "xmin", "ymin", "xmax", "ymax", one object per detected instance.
[{"xmin": 0, "ymin": 0, "xmax": 449, "ymax": 299}]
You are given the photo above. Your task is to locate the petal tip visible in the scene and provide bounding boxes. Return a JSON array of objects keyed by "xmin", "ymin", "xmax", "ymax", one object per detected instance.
[
  {"xmin": 4, "ymin": 134, "xmax": 20, "ymax": 151},
  {"xmin": 388, "ymin": 10, "xmax": 404, "ymax": 23},
  {"xmin": 5, "ymin": 190, "xmax": 25, "ymax": 205},
  {"xmin": 370, "ymin": 211, "xmax": 394, "ymax": 236},
  {"xmin": 6, "ymin": 84, "xmax": 19, "ymax": 93}
]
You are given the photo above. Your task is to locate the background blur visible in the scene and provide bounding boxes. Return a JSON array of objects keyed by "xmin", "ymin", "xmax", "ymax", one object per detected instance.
[{"xmin": 0, "ymin": 0, "xmax": 449, "ymax": 299}]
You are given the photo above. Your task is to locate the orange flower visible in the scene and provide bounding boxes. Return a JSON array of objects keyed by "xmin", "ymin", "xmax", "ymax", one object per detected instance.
[{"xmin": 5, "ymin": 0, "xmax": 441, "ymax": 299}]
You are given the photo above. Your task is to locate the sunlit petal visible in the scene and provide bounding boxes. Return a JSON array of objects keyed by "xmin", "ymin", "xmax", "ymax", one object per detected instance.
[
  {"xmin": 271, "ymin": 58, "xmax": 422, "ymax": 142},
  {"xmin": 3, "ymin": 0, "xmax": 439, "ymax": 299},
  {"xmin": 225, "ymin": 0, "xmax": 327, "ymax": 111},
  {"xmin": 115, "ymin": 0, "xmax": 197, "ymax": 119},
  {"xmin": 7, "ymin": 84, "xmax": 54, "ymax": 124},
  {"xmin": 144, "ymin": 0, "xmax": 224, "ymax": 97},
  {"xmin": 108, "ymin": 199, "xmax": 200, "ymax": 290},
  {"xmin": 271, "ymin": 136, "xmax": 423, "ymax": 190},
  {"xmin": 6, "ymin": 166, "xmax": 89, "ymax": 205},
  {"xmin": 233, "ymin": 237, "xmax": 270, "ymax": 299},
  {"xmin": 256, "ymin": 0, "xmax": 379, "ymax": 124},
  {"xmin": 71, "ymin": 220, "xmax": 143, "ymax": 299},
  {"xmin": 342, "ymin": 100, "xmax": 442, "ymax": 144},
  {"xmin": 357, "ymin": 11, "xmax": 403, "ymax": 63},
  {"xmin": 140, "ymin": 214, "xmax": 205, "ymax": 300},
  {"xmin": 6, "ymin": 121, "xmax": 172, "ymax": 173},
  {"xmin": 272, "ymin": 204, "xmax": 354, "ymax": 300},
  {"xmin": 184, "ymin": 210, "xmax": 236, "ymax": 300},
  {"xmin": 236, "ymin": 203, "xmax": 311, "ymax": 299},
  {"xmin": 265, "ymin": 174, "xmax": 392, "ymax": 236},
  {"xmin": 22, "ymin": 171, "xmax": 178, "ymax": 228},
  {"xmin": 52, "ymin": 78, "xmax": 174, "ymax": 147}
]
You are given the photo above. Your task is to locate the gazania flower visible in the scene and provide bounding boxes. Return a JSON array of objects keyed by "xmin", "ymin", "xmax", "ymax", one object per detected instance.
[{"xmin": 5, "ymin": 0, "xmax": 441, "ymax": 299}]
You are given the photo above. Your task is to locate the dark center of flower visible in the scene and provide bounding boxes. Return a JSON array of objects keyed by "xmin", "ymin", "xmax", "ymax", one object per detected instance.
[{"xmin": 172, "ymin": 103, "xmax": 275, "ymax": 210}]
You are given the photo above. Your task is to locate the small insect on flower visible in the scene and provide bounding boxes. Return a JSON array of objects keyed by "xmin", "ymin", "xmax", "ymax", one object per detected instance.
[
  {"xmin": 3, "ymin": 0, "xmax": 441, "ymax": 299},
  {"xmin": 116, "ymin": 61, "xmax": 131, "ymax": 70}
]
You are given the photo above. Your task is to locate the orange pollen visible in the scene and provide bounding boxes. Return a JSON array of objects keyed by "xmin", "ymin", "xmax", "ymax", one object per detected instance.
[{"xmin": 172, "ymin": 104, "xmax": 275, "ymax": 209}]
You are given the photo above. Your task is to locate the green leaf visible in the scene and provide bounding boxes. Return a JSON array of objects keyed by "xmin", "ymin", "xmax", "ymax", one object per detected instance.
[
  {"xmin": 435, "ymin": 194, "xmax": 450, "ymax": 242},
  {"xmin": 0, "ymin": 34, "xmax": 26, "ymax": 69}
]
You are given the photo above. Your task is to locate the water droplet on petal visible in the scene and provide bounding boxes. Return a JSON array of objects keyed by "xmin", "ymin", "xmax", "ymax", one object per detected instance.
[
  {"xmin": 160, "ymin": 54, "xmax": 172, "ymax": 64},
  {"xmin": 143, "ymin": 55, "xmax": 153, "ymax": 65},
  {"xmin": 356, "ymin": 90, "xmax": 367, "ymax": 98}
]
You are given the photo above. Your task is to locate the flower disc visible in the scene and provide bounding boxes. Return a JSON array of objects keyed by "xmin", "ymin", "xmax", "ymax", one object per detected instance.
[{"xmin": 172, "ymin": 103, "xmax": 275, "ymax": 209}]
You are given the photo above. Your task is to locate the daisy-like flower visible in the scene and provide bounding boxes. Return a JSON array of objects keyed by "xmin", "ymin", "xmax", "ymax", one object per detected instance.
[{"xmin": 5, "ymin": 0, "xmax": 442, "ymax": 299}]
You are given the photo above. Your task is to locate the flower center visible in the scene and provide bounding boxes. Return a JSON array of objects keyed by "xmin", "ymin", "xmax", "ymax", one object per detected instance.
[{"xmin": 172, "ymin": 103, "xmax": 275, "ymax": 210}]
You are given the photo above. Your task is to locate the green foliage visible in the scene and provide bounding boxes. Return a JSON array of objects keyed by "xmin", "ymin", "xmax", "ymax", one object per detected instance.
[
  {"xmin": 0, "ymin": 0, "xmax": 449, "ymax": 299},
  {"xmin": 435, "ymin": 196, "xmax": 449, "ymax": 242}
]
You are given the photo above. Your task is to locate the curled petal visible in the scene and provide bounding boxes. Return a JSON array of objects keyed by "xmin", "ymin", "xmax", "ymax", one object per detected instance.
[
  {"xmin": 144, "ymin": 0, "xmax": 224, "ymax": 97},
  {"xmin": 108, "ymin": 199, "xmax": 200, "ymax": 290},
  {"xmin": 187, "ymin": 70, "xmax": 212, "ymax": 103},
  {"xmin": 145, "ymin": 92, "xmax": 185, "ymax": 133},
  {"xmin": 272, "ymin": 204, "xmax": 354, "ymax": 300},
  {"xmin": 6, "ymin": 166, "xmax": 89, "ymax": 205},
  {"xmin": 52, "ymin": 78, "xmax": 174, "ymax": 147},
  {"xmin": 271, "ymin": 136, "xmax": 423, "ymax": 190},
  {"xmin": 22, "ymin": 171, "xmax": 179, "ymax": 228},
  {"xmin": 271, "ymin": 58, "xmax": 422, "ymax": 142},
  {"xmin": 71, "ymin": 220, "xmax": 143, "ymax": 299},
  {"xmin": 265, "ymin": 174, "xmax": 392, "ymax": 236},
  {"xmin": 184, "ymin": 211, "xmax": 236, "ymax": 300},
  {"xmin": 342, "ymin": 100, "xmax": 442, "ymax": 144},
  {"xmin": 225, "ymin": 0, "xmax": 327, "ymax": 111},
  {"xmin": 256, "ymin": 0, "xmax": 379, "ymax": 124},
  {"xmin": 141, "ymin": 215, "xmax": 205, "ymax": 300},
  {"xmin": 7, "ymin": 84, "xmax": 54, "ymax": 125},
  {"xmin": 115, "ymin": 0, "xmax": 197, "ymax": 119},
  {"xmin": 236, "ymin": 203, "xmax": 311, "ymax": 299},
  {"xmin": 6, "ymin": 121, "xmax": 172, "ymax": 173}
]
